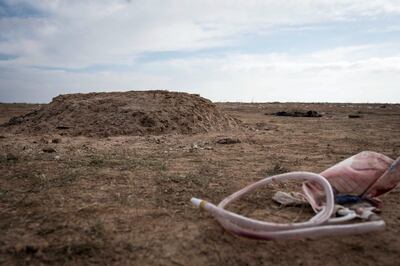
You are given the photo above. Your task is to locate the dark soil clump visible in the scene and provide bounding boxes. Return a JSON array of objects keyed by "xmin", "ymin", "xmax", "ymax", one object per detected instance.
[
  {"xmin": 216, "ymin": 137, "xmax": 241, "ymax": 144},
  {"xmin": 273, "ymin": 110, "xmax": 322, "ymax": 117}
]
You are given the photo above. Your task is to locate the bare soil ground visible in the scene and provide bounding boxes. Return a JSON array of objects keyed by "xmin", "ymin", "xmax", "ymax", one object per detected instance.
[{"xmin": 1, "ymin": 100, "xmax": 400, "ymax": 265}]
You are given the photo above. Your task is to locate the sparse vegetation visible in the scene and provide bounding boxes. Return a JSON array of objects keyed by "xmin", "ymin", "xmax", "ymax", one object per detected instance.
[{"xmin": 0, "ymin": 102, "xmax": 399, "ymax": 265}]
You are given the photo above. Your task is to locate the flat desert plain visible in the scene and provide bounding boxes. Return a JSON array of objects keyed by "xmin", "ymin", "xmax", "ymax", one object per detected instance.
[{"xmin": 1, "ymin": 100, "xmax": 400, "ymax": 265}]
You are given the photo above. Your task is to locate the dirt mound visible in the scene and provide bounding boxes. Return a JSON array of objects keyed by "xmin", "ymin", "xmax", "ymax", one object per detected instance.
[{"xmin": 3, "ymin": 91, "xmax": 241, "ymax": 136}]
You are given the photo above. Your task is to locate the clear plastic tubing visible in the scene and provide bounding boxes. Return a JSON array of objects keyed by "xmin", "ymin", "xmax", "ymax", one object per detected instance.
[{"xmin": 191, "ymin": 172, "xmax": 385, "ymax": 240}]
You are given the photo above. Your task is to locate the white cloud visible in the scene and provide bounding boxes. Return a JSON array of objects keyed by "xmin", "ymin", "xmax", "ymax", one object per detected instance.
[
  {"xmin": 0, "ymin": 0, "xmax": 400, "ymax": 103},
  {"xmin": 1, "ymin": 45, "xmax": 399, "ymax": 103},
  {"xmin": 138, "ymin": 46, "xmax": 400, "ymax": 103},
  {"xmin": 1, "ymin": 0, "xmax": 400, "ymax": 68}
]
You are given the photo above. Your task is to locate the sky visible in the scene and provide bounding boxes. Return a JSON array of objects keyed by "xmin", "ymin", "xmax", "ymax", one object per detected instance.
[{"xmin": 0, "ymin": 0, "xmax": 400, "ymax": 103}]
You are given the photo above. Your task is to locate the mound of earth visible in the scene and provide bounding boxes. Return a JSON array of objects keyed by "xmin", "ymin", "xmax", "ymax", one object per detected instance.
[{"xmin": 3, "ymin": 90, "xmax": 241, "ymax": 136}]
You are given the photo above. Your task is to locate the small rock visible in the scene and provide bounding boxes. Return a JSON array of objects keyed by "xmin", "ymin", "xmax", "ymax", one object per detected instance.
[
  {"xmin": 54, "ymin": 155, "xmax": 61, "ymax": 160},
  {"xmin": 39, "ymin": 137, "xmax": 49, "ymax": 144},
  {"xmin": 56, "ymin": 126, "xmax": 70, "ymax": 130},
  {"xmin": 6, "ymin": 153, "xmax": 18, "ymax": 161},
  {"xmin": 51, "ymin": 138, "xmax": 61, "ymax": 144},
  {"xmin": 0, "ymin": 135, "xmax": 5, "ymax": 139},
  {"xmin": 348, "ymin": 114, "xmax": 362, "ymax": 118},
  {"xmin": 216, "ymin": 138, "xmax": 241, "ymax": 144},
  {"xmin": 42, "ymin": 147, "xmax": 56, "ymax": 153}
]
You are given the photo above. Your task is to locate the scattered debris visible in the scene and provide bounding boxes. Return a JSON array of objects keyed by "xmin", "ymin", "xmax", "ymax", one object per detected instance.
[
  {"xmin": 6, "ymin": 153, "xmax": 18, "ymax": 161},
  {"xmin": 42, "ymin": 147, "xmax": 56, "ymax": 153},
  {"xmin": 52, "ymin": 138, "xmax": 61, "ymax": 144},
  {"xmin": 348, "ymin": 114, "xmax": 362, "ymax": 118},
  {"xmin": 267, "ymin": 164, "xmax": 289, "ymax": 175},
  {"xmin": 39, "ymin": 137, "xmax": 49, "ymax": 144},
  {"xmin": 192, "ymin": 144, "xmax": 199, "ymax": 149},
  {"xmin": 6, "ymin": 116, "xmax": 25, "ymax": 125},
  {"xmin": 255, "ymin": 122, "xmax": 271, "ymax": 131},
  {"xmin": 273, "ymin": 110, "xmax": 322, "ymax": 117},
  {"xmin": 216, "ymin": 138, "xmax": 241, "ymax": 144},
  {"xmin": 272, "ymin": 191, "xmax": 307, "ymax": 206},
  {"xmin": 56, "ymin": 126, "xmax": 70, "ymax": 130}
]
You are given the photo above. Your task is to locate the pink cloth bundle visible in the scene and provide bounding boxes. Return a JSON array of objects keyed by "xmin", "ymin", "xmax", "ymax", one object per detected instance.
[{"xmin": 303, "ymin": 151, "xmax": 400, "ymax": 211}]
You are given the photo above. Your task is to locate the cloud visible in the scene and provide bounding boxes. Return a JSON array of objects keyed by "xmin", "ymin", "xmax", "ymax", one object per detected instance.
[
  {"xmin": 138, "ymin": 46, "xmax": 400, "ymax": 102},
  {"xmin": 0, "ymin": 0, "xmax": 399, "ymax": 103},
  {"xmin": 2, "ymin": 0, "xmax": 400, "ymax": 68},
  {"xmin": 1, "ymin": 44, "xmax": 399, "ymax": 103}
]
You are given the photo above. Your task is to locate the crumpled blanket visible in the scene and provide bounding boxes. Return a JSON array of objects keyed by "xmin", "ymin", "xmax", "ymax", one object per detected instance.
[{"xmin": 303, "ymin": 151, "xmax": 400, "ymax": 211}]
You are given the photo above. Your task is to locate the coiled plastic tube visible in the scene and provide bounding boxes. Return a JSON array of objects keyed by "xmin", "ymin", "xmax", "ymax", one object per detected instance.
[{"xmin": 191, "ymin": 172, "xmax": 385, "ymax": 240}]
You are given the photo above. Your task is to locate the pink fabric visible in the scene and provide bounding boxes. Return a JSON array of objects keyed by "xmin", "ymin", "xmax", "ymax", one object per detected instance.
[{"xmin": 303, "ymin": 151, "xmax": 400, "ymax": 211}]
